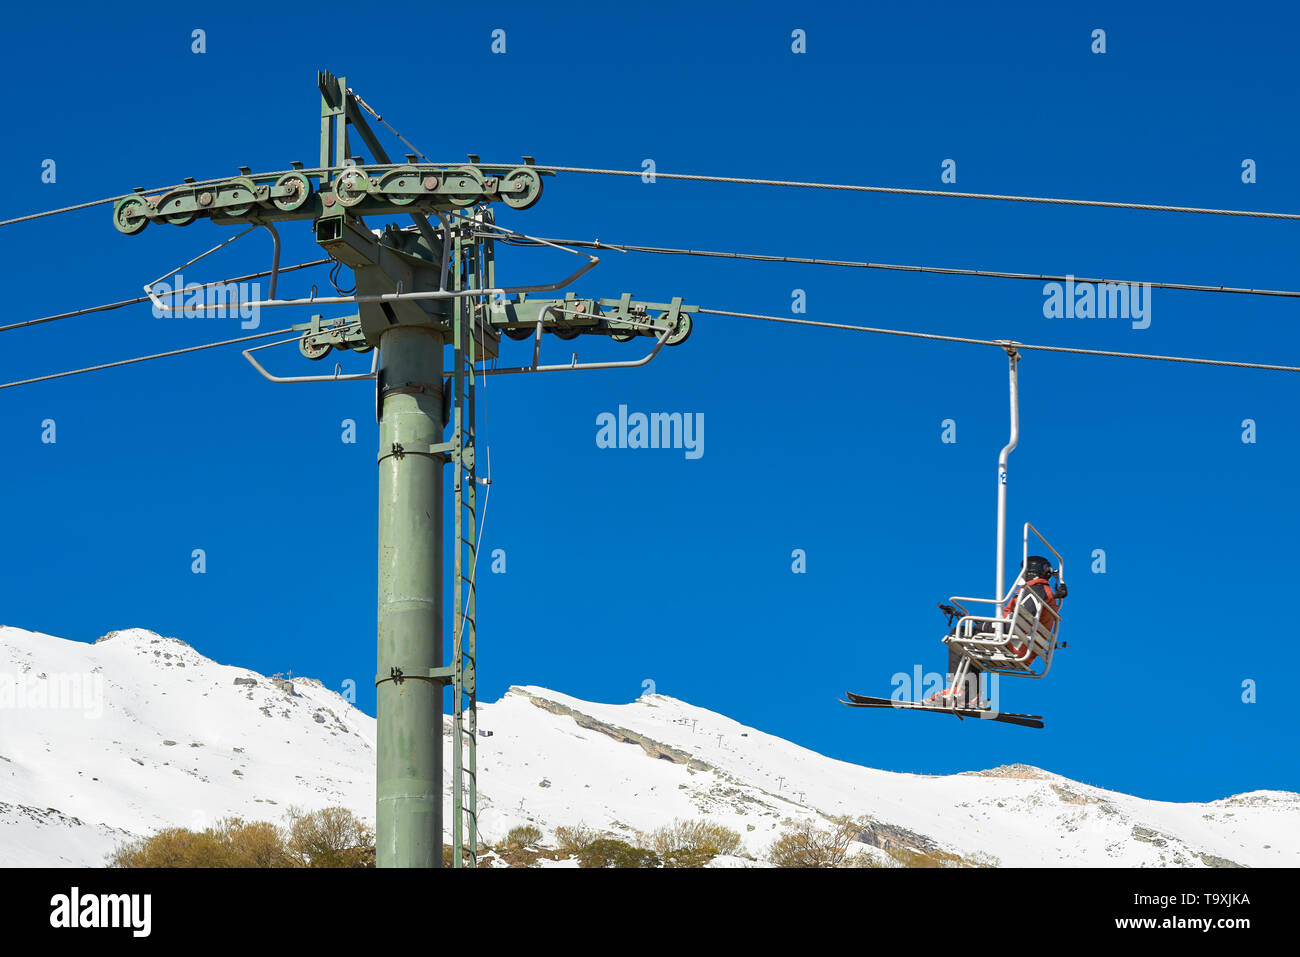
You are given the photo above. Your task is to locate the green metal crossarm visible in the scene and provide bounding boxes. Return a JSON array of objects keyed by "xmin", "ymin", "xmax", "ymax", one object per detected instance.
[
  {"xmin": 114, "ymin": 71, "xmax": 551, "ymax": 237},
  {"xmin": 489, "ymin": 293, "xmax": 696, "ymax": 344},
  {"xmin": 291, "ymin": 314, "xmax": 372, "ymax": 358},
  {"xmin": 111, "ymin": 163, "xmax": 545, "ymax": 235}
]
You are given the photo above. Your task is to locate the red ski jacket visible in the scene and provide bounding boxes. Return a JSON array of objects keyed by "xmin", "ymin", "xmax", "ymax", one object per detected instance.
[
  {"xmin": 1003, "ymin": 578, "xmax": 1058, "ymax": 630},
  {"xmin": 1003, "ymin": 578, "xmax": 1059, "ymax": 665}
]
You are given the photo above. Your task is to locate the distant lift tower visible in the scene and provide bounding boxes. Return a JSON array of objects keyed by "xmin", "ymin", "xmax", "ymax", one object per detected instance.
[{"xmin": 112, "ymin": 70, "xmax": 695, "ymax": 867}]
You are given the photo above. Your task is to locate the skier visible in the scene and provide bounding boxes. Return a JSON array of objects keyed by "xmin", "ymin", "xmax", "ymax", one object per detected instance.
[{"xmin": 933, "ymin": 555, "xmax": 1063, "ymax": 709}]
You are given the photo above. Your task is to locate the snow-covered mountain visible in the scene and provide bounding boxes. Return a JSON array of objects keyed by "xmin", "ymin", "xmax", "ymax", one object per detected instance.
[{"xmin": 1, "ymin": 625, "xmax": 1295, "ymax": 867}]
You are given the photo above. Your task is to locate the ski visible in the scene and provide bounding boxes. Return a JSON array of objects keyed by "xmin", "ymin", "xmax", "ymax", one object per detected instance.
[{"xmin": 840, "ymin": 692, "xmax": 1045, "ymax": 729}]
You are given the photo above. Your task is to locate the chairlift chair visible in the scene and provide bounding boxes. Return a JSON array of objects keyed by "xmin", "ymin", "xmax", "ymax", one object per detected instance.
[{"xmin": 842, "ymin": 346, "xmax": 1068, "ymax": 729}]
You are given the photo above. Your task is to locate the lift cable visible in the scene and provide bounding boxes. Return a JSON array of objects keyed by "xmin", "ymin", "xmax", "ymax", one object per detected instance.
[
  {"xmin": 0, "ymin": 259, "xmax": 332, "ymax": 335},
  {"xmin": 536, "ymin": 165, "xmax": 1300, "ymax": 222},
  {"xmin": 4, "ymin": 302, "xmax": 1296, "ymax": 396},
  {"xmin": 8, "ymin": 161, "xmax": 1300, "ymax": 230},
  {"xmin": 699, "ymin": 308, "xmax": 1300, "ymax": 373},
  {"xmin": 0, "ymin": 164, "xmax": 440, "ymax": 228},
  {"xmin": 491, "ymin": 234, "xmax": 1300, "ymax": 301},
  {"xmin": 0, "ymin": 327, "xmax": 296, "ymax": 391}
]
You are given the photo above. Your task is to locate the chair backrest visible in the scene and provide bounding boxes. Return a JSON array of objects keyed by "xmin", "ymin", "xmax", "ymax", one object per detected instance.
[{"xmin": 1011, "ymin": 589, "xmax": 1059, "ymax": 656}]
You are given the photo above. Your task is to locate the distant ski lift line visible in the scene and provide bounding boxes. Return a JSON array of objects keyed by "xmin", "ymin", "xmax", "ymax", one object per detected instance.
[
  {"xmin": 6, "ymin": 161, "xmax": 1300, "ymax": 228},
  {"xmin": 699, "ymin": 309, "xmax": 1300, "ymax": 373}
]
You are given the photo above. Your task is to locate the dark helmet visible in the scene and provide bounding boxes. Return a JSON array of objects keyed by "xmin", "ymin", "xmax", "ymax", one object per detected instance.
[{"xmin": 1023, "ymin": 555, "xmax": 1054, "ymax": 582}]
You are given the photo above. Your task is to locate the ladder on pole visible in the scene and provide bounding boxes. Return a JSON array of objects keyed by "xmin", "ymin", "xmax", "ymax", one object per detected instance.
[{"xmin": 450, "ymin": 217, "xmax": 480, "ymax": 867}]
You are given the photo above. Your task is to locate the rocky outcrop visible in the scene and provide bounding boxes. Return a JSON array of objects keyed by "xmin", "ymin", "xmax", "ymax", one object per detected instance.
[{"xmin": 513, "ymin": 687, "xmax": 712, "ymax": 771}]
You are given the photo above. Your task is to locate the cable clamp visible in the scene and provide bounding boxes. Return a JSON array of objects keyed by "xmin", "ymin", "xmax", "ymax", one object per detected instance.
[
  {"xmin": 375, "ymin": 666, "xmax": 456, "ymax": 688},
  {"xmin": 377, "ymin": 441, "xmax": 454, "ymax": 465}
]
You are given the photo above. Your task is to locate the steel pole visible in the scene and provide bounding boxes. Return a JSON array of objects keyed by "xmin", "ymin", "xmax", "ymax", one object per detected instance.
[
  {"xmin": 995, "ymin": 348, "xmax": 1020, "ymax": 617},
  {"xmin": 377, "ymin": 325, "xmax": 445, "ymax": 868}
]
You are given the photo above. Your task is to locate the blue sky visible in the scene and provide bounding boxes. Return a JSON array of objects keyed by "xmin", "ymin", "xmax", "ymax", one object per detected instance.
[{"xmin": 3, "ymin": 1, "xmax": 1298, "ymax": 803}]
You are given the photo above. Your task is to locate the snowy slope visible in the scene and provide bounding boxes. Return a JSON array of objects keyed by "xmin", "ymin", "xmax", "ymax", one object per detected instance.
[
  {"xmin": 0, "ymin": 626, "xmax": 373, "ymax": 867},
  {"xmin": 1, "ymin": 625, "xmax": 1295, "ymax": 867},
  {"xmin": 483, "ymin": 687, "xmax": 1297, "ymax": 867}
]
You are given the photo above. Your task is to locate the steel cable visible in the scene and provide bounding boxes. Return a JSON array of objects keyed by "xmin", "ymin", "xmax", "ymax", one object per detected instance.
[{"xmin": 699, "ymin": 308, "xmax": 1300, "ymax": 373}]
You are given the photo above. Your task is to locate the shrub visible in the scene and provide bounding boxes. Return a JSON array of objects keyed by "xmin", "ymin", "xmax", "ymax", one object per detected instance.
[
  {"xmin": 886, "ymin": 847, "xmax": 974, "ymax": 868},
  {"xmin": 108, "ymin": 808, "xmax": 374, "ymax": 868},
  {"xmin": 503, "ymin": 824, "xmax": 543, "ymax": 851},
  {"xmin": 767, "ymin": 816, "xmax": 864, "ymax": 868},
  {"xmin": 577, "ymin": 838, "xmax": 659, "ymax": 869},
  {"xmin": 109, "ymin": 817, "xmax": 295, "ymax": 868},
  {"xmin": 647, "ymin": 818, "xmax": 743, "ymax": 867},
  {"xmin": 554, "ymin": 822, "xmax": 602, "ymax": 855},
  {"xmin": 286, "ymin": 807, "xmax": 375, "ymax": 868}
]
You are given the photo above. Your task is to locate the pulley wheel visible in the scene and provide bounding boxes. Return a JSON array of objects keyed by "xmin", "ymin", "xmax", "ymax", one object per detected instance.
[
  {"xmin": 443, "ymin": 167, "xmax": 484, "ymax": 207},
  {"xmin": 333, "ymin": 167, "xmax": 371, "ymax": 208},
  {"xmin": 273, "ymin": 172, "xmax": 312, "ymax": 212},
  {"xmin": 500, "ymin": 167, "xmax": 543, "ymax": 210},
  {"xmin": 300, "ymin": 333, "xmax": 331, "ymax": 360},
  {"xmin": 113, "ymin": 196, "xmax": 150, "ymax": 235},
  {"xmin": 156, "ymin": 188, "xmax": 197, "ymax": 226},
  {"xmin": 664, "ymin": 311, "xmax": 692, "ymax": 345},
  {"xmin": 222, "ymin": 176, "xmax": 259, "ymax": 217},
  {"xmin": 377, "ymin": 167, "xmax": 422, "ymax": 206}
]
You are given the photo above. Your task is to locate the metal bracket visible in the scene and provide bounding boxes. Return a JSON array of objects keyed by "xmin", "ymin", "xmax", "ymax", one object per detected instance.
[
  {"xmin": 377, "ymin": 440, "xmax": 453, "ymax": 465},
  {"xmin": 144, "ymin": 223, "xmax": 282, "ymax": 315},
  {"xmin": 380, "ymin": 381, "xmax": 441, "ymax": 400},
  {"xmin": 241, "ymin": 326, "xmax": 378, "ymax": 384},
  {"xmin": 483, "ymin": 321, "xmax": 676, "ymax": 376},
  {"xmin": 375, "ymin": 665, "xmax": 456, "ymax": 688}
]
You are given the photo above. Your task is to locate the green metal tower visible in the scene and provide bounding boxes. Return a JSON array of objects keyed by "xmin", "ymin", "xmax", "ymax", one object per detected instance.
[{"xmin": 112, "ymin": 70, "xmax": 695, "ymax": 867}]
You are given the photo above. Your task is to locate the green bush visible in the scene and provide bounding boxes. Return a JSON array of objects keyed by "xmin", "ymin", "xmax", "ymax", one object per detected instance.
[
  {"xmin": 577, "ymin": 838, "xmax": 660, "ymax": 869},
  {"xmin": 286, "ymin": 807, "xmax": 375, "ymax": 868},
  {"xmin": 554, "ymin": 822, "xmax": 602, "ymax": 855},
  {"xmin": 767, "ymin": 816, "xmax": 864, "ymax": 868},
  {"xmin": 885, "ymin": 847, "xmax": 975, "ymax": 868},
  {"xmin": 108, "ymin": 808, "xmax": 375, "ymax": 868},
  {"xmin": 647, "ymin": 818, "xmax": 743, "ymax": 867},
  {"xmin": 109, "ymin": 817, "xmax": 294, "ymax": 868},
  {"xmin": 503, "ymin": 824, "xmax": 543, "ymax": 850}
]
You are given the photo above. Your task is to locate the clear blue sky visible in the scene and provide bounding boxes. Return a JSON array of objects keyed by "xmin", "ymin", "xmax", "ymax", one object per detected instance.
[{"xmin": 3, "ymin": 1, "xmax": 1297, "ymax": 803}]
